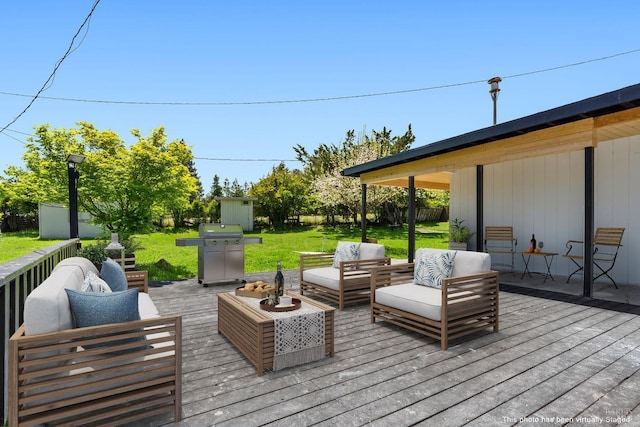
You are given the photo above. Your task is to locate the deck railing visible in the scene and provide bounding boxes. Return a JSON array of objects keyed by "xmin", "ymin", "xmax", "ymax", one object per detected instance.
[{"xmin": 0, "ymin": 239, "xmax": 79, "ymax": 422}]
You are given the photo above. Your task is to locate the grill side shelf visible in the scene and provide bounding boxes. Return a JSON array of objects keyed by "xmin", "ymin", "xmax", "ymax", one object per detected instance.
[{"xmin": 175, "ymin": 238, "xmax": 206, "ymax": 247}]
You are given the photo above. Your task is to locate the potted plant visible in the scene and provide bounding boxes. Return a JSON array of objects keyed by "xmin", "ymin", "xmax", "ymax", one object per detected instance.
[
  {"xmin": 449, "ymin": 218, "xmax": 473, "ymax": 250},
  {"xmin": 78, "ymin": 234, "xmax": 142, "ymax": 270},
  {"xmin": 77, "ymin": 241, "xmax": 108, "ymax": 269}
]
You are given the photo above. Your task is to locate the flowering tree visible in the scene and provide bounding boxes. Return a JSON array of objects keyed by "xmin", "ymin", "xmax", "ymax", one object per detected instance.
[{"xmin": 297, "ymin": 126, "xmax": 415, "ymax": 225}]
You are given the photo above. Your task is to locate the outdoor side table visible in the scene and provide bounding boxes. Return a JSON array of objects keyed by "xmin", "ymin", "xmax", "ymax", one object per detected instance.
[{"xmin": 519, "ymin": 251, "xmax": 558, "ymax": 283}]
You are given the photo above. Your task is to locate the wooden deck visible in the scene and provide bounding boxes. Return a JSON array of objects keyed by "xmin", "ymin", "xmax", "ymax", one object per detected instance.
[{"xmin": 140, "ymin": 270, "xmax": 640, "ymax": 426}]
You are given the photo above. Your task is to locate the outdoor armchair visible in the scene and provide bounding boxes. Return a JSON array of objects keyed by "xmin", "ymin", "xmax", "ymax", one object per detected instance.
[
  {"xmin": 484, "ymin": 226, "xmax": 517, "ymax": 272},
  {"xmin": 563, "ymin": 227, "xmax": 625, "ymax": 288}
]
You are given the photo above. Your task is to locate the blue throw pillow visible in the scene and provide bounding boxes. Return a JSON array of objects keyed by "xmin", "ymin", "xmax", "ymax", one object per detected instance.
[
  {"xmin": 101, "ymin": 257, "xmax": 128, "ymax": 292},
  {"xmin": 65, "ymin": 288, "xmax": 148, "ymax": 354},
  {"xmin": 415, "ymin": 251, "xmax": 457, "ymax": 289}
]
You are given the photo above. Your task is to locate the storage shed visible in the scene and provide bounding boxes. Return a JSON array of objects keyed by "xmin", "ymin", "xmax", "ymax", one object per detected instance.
[
  {"xmin": 214, "ymin": 197, "xmax": 257, "ymax": 231},
  {"xmin": 38, "ymin": 203, "xmax": 103, "ymax": 239}
]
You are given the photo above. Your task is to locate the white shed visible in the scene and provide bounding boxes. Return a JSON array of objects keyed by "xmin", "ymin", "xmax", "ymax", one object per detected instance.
[
  {"xmin": 38, "ymin": 203, "xmax": 103, "ymax": 239},
  {"xmin": 214, "ymin": 197, "xmax": 257, "ymax": 231}
]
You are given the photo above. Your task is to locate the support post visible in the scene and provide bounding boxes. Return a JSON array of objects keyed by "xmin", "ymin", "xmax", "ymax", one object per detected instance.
[
  {"xmin": 361, "ymin": 184, "xmax": 367, "ymax": 242},
  {"xmin": 476, "ymin": 165, "xmax": 484, "ymax": 252},
  {"xmin": 584, "ymin": 147, "xmax": 594, "ymax": 297},
  {"xmin": 408, "ymin": 176, "xmax": 416, "ymax": 263}
]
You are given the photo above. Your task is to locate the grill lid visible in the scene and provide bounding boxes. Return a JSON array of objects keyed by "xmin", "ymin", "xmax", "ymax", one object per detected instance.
[{"xmin": 199, "ymin": 223, "xmax": 244, "ymax": 238}]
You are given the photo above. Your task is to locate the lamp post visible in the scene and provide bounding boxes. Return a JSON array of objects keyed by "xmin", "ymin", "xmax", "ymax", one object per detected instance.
[
  {"xmin": 66, "ymin": 154, "xmax": 85, "ymax": 240},
  {"xmin": 488, "ymin": 76, "xmax": 502, "ymax": 125}
]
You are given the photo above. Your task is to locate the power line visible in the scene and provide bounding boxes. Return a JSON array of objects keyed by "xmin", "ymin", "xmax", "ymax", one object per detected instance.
[
  {"xmin": 0, "ymin": 0, "xmax": 101, "ymax": 134},
  {"xmin": 0, "ymin": 48, "xmax": 638, "ymax": 107},
  {"xmin": 195, "ymin": 157, "xmax": 299, "ymax": 162}
]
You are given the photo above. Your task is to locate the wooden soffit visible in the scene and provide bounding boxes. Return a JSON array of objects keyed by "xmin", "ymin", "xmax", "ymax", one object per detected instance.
[
  {"xmin": 359, "ymin": 106, "xmax": 640, "ymax": 189},
  {"xmin": 594, "ymin": 106, "xmax": 640, "ymax": 141}
]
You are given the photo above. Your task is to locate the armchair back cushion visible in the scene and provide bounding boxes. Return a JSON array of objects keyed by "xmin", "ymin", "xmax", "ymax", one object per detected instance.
[{"xmin": 358, "ymin": 243, "xmax": 385, "ymax": 260}]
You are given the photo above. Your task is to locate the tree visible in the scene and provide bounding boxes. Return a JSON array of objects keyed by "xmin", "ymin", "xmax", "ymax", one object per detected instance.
[
  {"xmin": 1, "ymin": 122, "xmax": 198, "ymax": 236},
  {"xmin": 205, "ymin": 174, "xmax": 223, "ymax": 222},
  {"xmin": 228, "ymin": 179, "xmax": 246, "ymax": 197},
  {"xmin": 169, "ymin": 139, "xmax": 204, "ymax": 227},
  {"xmin": 249, "ymin": 163, "xmax": 308, "ymax": 226},
  {"xmin": 297, "ymin": 125, "xmax": 415, "ymax": 225}
]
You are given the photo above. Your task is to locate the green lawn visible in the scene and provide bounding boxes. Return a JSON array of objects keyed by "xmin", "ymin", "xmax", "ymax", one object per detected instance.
[{"xmin": 0, "ymin": 222, "xmax": 450, "ymax": 281}]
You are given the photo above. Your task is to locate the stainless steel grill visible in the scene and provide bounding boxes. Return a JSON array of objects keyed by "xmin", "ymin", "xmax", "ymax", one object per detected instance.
[{"xmin": 175, "ymin": 223, "xmax": 262, "ymax": 286}]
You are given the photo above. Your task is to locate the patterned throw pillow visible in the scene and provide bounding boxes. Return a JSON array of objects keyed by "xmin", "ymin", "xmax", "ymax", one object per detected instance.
[
  {"xmin": 81, "ymin": 271, "xmax": 112, "ymax": 293},
  {"xmin": 414, "ymin": 251, "xmax": 457, "ymax": 289},
  {"xmin": 332, "ymin": 241, "xmax": 361, "ymax": 268}
]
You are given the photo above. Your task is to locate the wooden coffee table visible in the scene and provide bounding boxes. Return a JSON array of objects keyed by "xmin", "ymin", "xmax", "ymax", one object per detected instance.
[{"xmin": 218, "ymin": 291, "xmax": 335, "ymax": 376}]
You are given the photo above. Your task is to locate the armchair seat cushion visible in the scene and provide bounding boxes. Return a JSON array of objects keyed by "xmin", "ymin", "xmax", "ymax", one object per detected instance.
[
  {"xmin": 376, "ymin": 283, "xmax": 443, "ymax": 321},
  {"xmin": 302, "ymin": 267, "xmax": 341, "ymax": 291}
]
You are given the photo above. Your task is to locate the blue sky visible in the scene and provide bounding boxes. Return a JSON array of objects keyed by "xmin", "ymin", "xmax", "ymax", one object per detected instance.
[{"xmin": 1, "ymin": 1, "xmax": 639, "ymax": 188}]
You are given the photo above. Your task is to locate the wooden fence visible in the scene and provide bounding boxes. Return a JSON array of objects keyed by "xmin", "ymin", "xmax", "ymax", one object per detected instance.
[{"xmin": 0, "ymin": 239, "xmax": 79, "ymax": 423}]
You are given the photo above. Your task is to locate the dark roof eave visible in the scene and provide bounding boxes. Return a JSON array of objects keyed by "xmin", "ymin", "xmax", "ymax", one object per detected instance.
[{"xmin": 342, "ymin": 82, "xmax": 640, "ymax": 177}]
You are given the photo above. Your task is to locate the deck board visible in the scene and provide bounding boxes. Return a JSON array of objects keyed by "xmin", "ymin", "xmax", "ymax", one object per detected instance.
[{"xmin": 137, "ymin": 271, "xmax": 640, "ymax": 426}]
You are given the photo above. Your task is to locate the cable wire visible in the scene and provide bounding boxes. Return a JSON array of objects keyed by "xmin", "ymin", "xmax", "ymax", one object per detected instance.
[
  {"xmin": 0, "ymin": 47, "xmax": 637, "ymax": 107},
  {"xmin": 195, "ymin": 157, "xmax": 298, "ymax": 162},
  {"xmin": 0, "ymin": 0, "xmax": 101, "ymax": 134}
]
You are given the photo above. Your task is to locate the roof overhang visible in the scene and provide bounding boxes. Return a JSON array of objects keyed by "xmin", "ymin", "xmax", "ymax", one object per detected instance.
[{"xmin": 343, "ymin": 83, "xmax": 640, "ymax": 190}]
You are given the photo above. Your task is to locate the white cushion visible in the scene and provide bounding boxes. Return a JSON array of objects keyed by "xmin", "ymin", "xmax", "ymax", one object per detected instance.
[
  {"xmin": 23, "ymin": 258, "xmax": 98, "ymax": 371},
  {"xmin": 139, "ymin": 292, "xmax": 160, "ymax": 318},
  {"xmin": 375, "ymin": 284, "xmax": 443, "ymax": 321},
  {"xmin": 415, "ymin": 248, "xmax": 490, "ymax": 277},
  {"xmin": 53, "ymin": 257, "xmax": 99, "ymax": 277},
  {"xmin": 358, "ymin": 243, "xmax": 385, "ymax": 260},
  {"xmin": 303, "ymin": 267, "xmax": 341, "ymax": 290},
  {"xmin": 24, "ymin": 265, "xmax": 85, "ymax": 336}
]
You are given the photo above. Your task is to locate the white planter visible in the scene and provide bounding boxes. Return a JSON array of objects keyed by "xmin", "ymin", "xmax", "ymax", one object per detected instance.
[{"xmin": 449, "ymin": 242, "xmax": 468, "ymax": 251}]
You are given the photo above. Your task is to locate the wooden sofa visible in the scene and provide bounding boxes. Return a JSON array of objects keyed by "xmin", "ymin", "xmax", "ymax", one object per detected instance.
[
  {"xmin": 370, "ymin": 248, "xmax": 499, "ymax": 350},
  {"xmin": 8, "ymin": 257, "xmax": 182, "ymax": 426},
  {"xmin": 300, "ymin": 242, "xmax": 390, "ymax": 310}
]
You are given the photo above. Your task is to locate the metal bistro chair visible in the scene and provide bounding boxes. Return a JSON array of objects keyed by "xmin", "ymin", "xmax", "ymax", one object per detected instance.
[
  {"xmin": 484, "ymin": 226, "xmax": 517, "ymax": 273},
  {"xmin": 563, "ymin": 227, "xmax": 625, "ymax": 288}
]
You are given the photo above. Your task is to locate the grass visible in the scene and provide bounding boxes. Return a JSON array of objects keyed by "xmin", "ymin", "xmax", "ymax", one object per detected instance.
[{"xmin": 0, "ymin": 222, "xmax": 451, "ymax": 281}]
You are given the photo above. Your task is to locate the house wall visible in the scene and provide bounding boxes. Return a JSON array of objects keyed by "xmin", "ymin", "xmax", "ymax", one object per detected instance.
[
  {"xmin": 219, "ymin": 200, "xmax": 254, "ymax": 231},
  {"xmin": 450, "ymin": 134, "xmax": 640, "ymax": 286}
]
